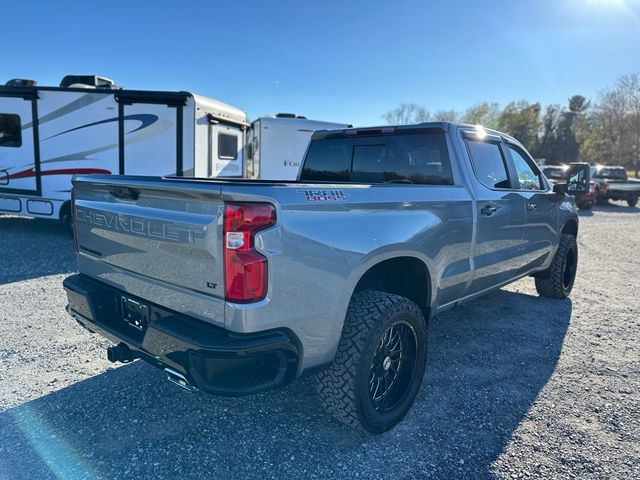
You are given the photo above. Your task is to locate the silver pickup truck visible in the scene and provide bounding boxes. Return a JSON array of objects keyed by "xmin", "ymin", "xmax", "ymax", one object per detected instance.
[{"xmin": 63, "ymin": 123, "xmax": 588, "ymax": 433}]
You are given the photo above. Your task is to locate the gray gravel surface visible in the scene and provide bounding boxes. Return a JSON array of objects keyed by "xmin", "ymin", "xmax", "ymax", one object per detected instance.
[{"xmin": 0, "ymin": 206, "xmax": 638, "ymax": 479}]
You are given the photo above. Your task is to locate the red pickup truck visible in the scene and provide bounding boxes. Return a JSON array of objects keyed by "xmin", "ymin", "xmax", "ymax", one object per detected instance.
[{"xmin": 542, "ymin": 165, "xmax": 595, "ymax": 210}]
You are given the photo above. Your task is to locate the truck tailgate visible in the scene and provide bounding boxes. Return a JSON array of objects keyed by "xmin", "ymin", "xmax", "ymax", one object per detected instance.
[{"xmin": 73, "ymin": 175, "xmax": 224, "ymax": 299}]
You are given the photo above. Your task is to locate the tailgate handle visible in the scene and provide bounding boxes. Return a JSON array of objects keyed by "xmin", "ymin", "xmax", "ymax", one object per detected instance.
[{"xmin": 109, "ymin": 187, "xmax": 139, "ymax": 201}]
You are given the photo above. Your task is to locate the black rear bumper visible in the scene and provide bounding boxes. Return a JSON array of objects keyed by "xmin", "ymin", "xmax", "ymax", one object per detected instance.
[{"xmin": 63, "ymin": 274, "xmax": 299, "ymax": 395}]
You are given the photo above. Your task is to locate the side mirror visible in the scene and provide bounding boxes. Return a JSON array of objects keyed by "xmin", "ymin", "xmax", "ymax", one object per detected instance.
[
  {"xmin": 565, "ymin": 162, "xmax": 590, "ymax": 195},
  {"xmin": 553, "ymin": 183, "xmax": 567, "ymax": 195}
]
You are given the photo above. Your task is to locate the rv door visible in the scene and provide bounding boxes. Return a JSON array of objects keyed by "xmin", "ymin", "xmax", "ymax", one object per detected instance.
[{"xmin": 0, "ymin": 95, "xmax": 40, "ymax": 194}]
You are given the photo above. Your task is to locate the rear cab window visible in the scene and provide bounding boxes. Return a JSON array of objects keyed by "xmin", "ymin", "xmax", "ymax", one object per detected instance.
[
  {"xmin": 593, "ymin": 167, "xmax": 627, "ymax": 180},
  {"xmin": 300, "ymin": 131, "xmax": 453, "ymax": 185}
]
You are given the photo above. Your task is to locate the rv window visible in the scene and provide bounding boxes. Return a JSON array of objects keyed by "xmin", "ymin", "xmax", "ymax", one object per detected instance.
[
  {"xmin": 218, "ymin": 133, "xmax": 238, "ymax": 160},
  {"xmin": 0, "ymin": 114, "xmax": 22, "ymax": 148}
]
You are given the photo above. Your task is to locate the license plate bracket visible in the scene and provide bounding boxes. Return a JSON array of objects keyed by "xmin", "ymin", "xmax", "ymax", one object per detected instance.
[{"xmin": 121, "ymin": 296, "xmax": 149, "ymax": 332}]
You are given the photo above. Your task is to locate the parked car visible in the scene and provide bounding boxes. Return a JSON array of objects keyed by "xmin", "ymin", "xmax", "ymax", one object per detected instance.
[
  {"xmin": 63, "ymin": 123, "xmax": 588, "ymax": 433},
  {"xmin": 542, "ymin": 165, "xmax": 595, "ymax": 210},
  {"xmin": 591, "ymin": 165, "xmax": 640, "ymax": 207}
]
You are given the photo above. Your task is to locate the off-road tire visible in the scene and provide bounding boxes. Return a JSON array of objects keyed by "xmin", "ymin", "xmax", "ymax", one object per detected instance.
[
  {"xmin": 627, "ymin": 195, "xmax": 638, "ymax": 208},
  {"xmin": 596, "ymin": 192, "xmax": 608, "ymax": 206},
  {"xmin": 59, "ymin": 202, "xmax": 73, "ymax": 236},
  {"xmin": 535, "ymin": 234, "xmax": 578, "ymax": 299},
  {"xmin": 315, "ymin": 291, "xmax": 427, "ymax": 433}
]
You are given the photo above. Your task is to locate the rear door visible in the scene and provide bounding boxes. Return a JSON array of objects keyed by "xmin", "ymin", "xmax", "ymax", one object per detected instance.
[
  {"xmin": 463, "ymin": 131, "xmax": 526, "ymax": 294},
  {"xmin": 505, "ymin": 142, "xmax": 558, "ymax": 270},
  {"xmin": 0, "ymin": 93, "xmax": 40, "ymax": 194}
]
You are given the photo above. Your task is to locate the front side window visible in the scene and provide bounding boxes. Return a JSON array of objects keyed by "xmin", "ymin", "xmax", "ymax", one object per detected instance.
[
  {"xmin": 218, "ymin": 133, "xmax": 238, "ymax": 160},
  {"xmin": 0, "ymin": 114, "xmax": 22, "ymax": 148},
  {"xmin": 301, "ymin": 132, "xmax": 453, "ymax": 185},
  {"xmin": 466, "ymin": 140, "xmax": 510, "ymax": 189},
  {"xmin": 509, "ymin": 146, "xmax": 544, "ymax": 190}
]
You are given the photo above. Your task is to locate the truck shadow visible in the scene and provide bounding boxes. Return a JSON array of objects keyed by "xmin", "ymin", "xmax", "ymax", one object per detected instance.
[
  {"xmin": 0, "ymin": 289, "xmax": 570, "ymax": 479},
  {"xmin": 0, "ymin": 216, "xmax": 75, "ymax": 284}
]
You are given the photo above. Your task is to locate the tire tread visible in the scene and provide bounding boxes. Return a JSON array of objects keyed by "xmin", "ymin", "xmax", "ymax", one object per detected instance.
[
  {"xmin": 315, "ymin": 291, "xmax": 423, "ymax": 432},
  {"xmin": 535, "ymin": 234, "xmax": 576, "ymax": 299}
]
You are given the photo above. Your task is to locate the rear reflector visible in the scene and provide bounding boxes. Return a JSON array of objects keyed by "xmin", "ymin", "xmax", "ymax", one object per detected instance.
[
  {"xmin": 71, "ymin": 187, "xmax": 79, "ymax": 253},
  {"xmin": 223, "ymin": 203, "xmax": 276, "ymax": 303}
]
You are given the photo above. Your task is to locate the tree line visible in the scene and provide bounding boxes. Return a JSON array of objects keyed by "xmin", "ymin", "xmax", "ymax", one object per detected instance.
[{"xmin": 383, "ymin": 73, "xmax": 640, "ymax": 176}]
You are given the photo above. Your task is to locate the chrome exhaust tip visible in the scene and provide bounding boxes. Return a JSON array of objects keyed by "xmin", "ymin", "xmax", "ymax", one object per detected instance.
[{"xmin": 165, "ymin": 368, "xmax": 193, "ymax": 392}]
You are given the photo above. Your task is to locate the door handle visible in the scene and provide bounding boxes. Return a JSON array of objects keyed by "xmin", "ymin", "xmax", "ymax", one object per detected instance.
[
  {"xmin": 480, "ymin": 205, "xmax": 498, "ymax": 216},
  {"xmin": 527, "ymin": 203, "xmax": 537, "ymax": 211}
]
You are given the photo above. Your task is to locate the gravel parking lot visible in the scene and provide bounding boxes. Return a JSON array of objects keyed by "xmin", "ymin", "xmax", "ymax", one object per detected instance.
[{"xmin": 0, "ymin": 206, "xmax": 638, "ymax": 479}]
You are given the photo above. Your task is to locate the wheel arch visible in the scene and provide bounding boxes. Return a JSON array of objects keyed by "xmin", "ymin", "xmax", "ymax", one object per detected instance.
[
  {"xmin": 351, "ymin": 255, "xmax": 433, "ymax": 320},
  {"xmin": 561, "ymin": 218, "xmax": 578, "ymax": 237}
]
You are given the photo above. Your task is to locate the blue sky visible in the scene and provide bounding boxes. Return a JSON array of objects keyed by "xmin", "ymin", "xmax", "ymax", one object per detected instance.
[{"xmin": 2, "ymin": 0, "xmax": 639, "ymax": 126}]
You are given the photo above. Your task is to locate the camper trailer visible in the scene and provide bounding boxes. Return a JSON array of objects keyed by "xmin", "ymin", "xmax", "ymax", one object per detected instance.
[
  {"xmin": 0, "ymin": 75, "xmax": 349, "ymax": 226},
  {"xmin": 245, "ymin": 114, "xmax": 350, "ymax": 180},
  {"xmin": 0, "ymin": 75, "xmax": 248, "ymax": 226}
]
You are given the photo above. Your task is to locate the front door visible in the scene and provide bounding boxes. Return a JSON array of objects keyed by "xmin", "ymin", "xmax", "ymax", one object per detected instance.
[
  {"xmin": 0, "ymin": 95, "xmax": 39, "ymax": 194},
  {"xmin": 506, "ymin": 143, "xmax": 558, "ymax": 270}
]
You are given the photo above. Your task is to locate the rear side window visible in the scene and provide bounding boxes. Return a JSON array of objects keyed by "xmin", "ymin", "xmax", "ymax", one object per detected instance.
[
  {"xmin": 300, "ymin": 132, "xmax": 453, "ymax": 185},
  {"xmin": 218, "ymin": 133, "xmax": 238, "ymax": 160},
  {"xmin": 0, "ymin": 114, "xmax": 22, "ymax": 148},
  {"xmin": 466, "ymin": 140, "xmax": 510, "ymax": 189}
]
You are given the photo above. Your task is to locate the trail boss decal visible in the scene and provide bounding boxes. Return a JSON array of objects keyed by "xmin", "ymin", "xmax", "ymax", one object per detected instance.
[{"xmin": 298, "ymin": 189, "xmax": 349, "ymax": 202}]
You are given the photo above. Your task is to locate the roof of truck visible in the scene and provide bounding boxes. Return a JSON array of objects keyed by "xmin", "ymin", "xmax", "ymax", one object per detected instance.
[{"xmin": 310, "ymin": 122, "xmax": 522, "ymax": 145}]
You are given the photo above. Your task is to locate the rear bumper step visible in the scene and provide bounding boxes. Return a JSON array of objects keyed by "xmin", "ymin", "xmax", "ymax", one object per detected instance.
[{"xmin": 63, "ymin": 274, "xmax": 299, "ymax": 396}]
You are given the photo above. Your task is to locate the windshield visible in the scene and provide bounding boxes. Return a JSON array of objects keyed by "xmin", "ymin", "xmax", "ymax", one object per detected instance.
[
  {"xmin": 542, "ymin": 167, "xmax": 567, "ymax": 180},
  {"xmin": 594, "ymin": 167, "xmax": 627, "ymax": 180}
]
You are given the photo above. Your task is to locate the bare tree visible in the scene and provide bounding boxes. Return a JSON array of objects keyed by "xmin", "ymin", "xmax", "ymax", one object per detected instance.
[
  {"xmin": 588, "ymin": 73, "xmax": 640, "ymax": 173},
  {"xmin": 382, "ymin": 103, "xmax": 429, "ymax": 125},
  {"xmin": 431, "ymin": 110, "xmax": 459, "ymax": 122}
]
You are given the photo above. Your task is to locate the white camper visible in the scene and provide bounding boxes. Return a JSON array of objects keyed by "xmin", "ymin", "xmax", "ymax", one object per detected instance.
[
  {"xmin": 245, "ymin": 114, "xmax": 350, "ymax": 180},
  {"xmin": 0, "ymin": 76, "xmax": 349, "ymax": 226},
  {"xmin": 0, "ymin": 75, "xmax": 248, "ymax": 226}
]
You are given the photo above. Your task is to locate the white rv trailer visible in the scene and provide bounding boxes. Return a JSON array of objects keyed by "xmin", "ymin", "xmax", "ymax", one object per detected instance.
[
  {"xmin": 0, "ymin": 75, "xmax": 248, "ymax": 225},
  {"xmin": 245, "ymin": 114, "xmax": 350, "ymax": 180},
  {"xmin": 0, "ymin": 76, "xmax": 350, "ymax": 225}
]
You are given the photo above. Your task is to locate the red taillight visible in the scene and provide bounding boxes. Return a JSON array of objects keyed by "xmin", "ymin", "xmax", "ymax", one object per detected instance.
[{"xmin": 223, "ymin": 202, "xmax": 276, "ymax": 303}]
